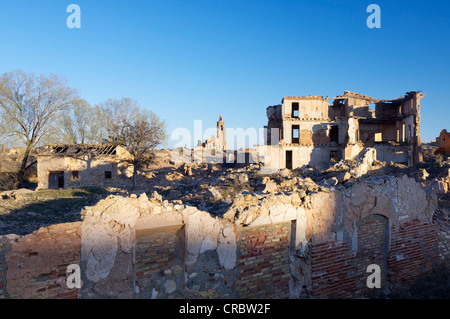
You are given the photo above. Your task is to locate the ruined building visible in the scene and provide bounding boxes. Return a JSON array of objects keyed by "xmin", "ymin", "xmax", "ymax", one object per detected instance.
[
  {"xmin": 437, "ymin": 129, "xmax": 450, "ymax": 155},
  {"xmin": 202, "ymin": 114, "xmax": 227, "ymax": 151},
  {"xmin": 0, "ymin": 174, "xmax": 443, "ymax": 299},
  {"xmin": 36, "ymin": 144, "xmax": 133, "ymax": 190},
  {"xmin": 259, "ymin": 91, "xmax": 424, "ymax": 170}
]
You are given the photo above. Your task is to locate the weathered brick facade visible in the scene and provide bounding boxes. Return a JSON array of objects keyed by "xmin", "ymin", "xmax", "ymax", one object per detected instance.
[
  {"xmin": 2, "ymin": 218, "xmax": 439, "ymax": 299},
  {"xmin": 4, "ymin": 222, "xmax": 81, "ymax": 299},
  {"xmin": 311, "ymin": 241, "xmax": 355, "ymax": 298},
  {"xmin": 0, "ymin": 176, "xmax": 444, "ymax": 299},
  {"xmin": 310, "ymin": 217, "xmax": 438, "ymax": 298},
  {"xmin": 354, "ymin": 214, "xmax": 389, "ymax": 296},
  {"xmin": 238, "ymin": 222, "xmax": 291, "ymax": 298},
  {"xmin": 388, "ymin": 219, "xmax": 438, "ymax": 285}
]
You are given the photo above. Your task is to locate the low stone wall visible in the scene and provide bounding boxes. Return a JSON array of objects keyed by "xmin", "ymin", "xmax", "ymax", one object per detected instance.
[{"xmin": 0, "ymin": 174, "xmax": 445, "ymax": 299}]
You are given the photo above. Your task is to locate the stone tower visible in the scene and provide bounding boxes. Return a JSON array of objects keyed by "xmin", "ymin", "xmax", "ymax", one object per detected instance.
[{"xmin": 217, "ymin": 114, "xmax": 226, "ymax": 150}]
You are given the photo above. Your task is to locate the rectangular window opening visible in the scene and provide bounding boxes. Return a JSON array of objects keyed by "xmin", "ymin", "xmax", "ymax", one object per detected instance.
[
  {"xmin": 292, "ymin": 102, "xmax": 299, "ymax": 118},
  {"xmin": 105, "ymin": 171, "xmax": 112, "ymax": 179},
  {"xmin": 292, "ymin": 125, "xmax": 299, "ymax": 144},
  {"xmin": 375, "ymin": 132, "xmax": 383, "ymax": 142},
  {"xmin": 71, "ymin": 171, "xmax": 80, "ymax": 181},
  {"xmin": 402, "ymin": 124, "xmax": 406, "ymax": 143}
]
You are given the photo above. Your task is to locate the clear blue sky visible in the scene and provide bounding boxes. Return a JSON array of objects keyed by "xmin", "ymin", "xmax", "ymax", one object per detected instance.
[{"xmin": 0, "ymin": 0, "xmax": 449, "ymax": 148}]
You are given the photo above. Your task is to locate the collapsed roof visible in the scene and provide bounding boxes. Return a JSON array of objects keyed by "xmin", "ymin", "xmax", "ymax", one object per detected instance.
[{"xmin": 39, "ymin": 144, "xmax": 118, "ymax": 156}]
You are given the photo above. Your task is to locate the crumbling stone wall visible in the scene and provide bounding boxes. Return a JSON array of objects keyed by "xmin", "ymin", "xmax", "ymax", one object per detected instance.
[{"xmin": 0, "ymin": 174, "xmax": 443, "ymax": 299}]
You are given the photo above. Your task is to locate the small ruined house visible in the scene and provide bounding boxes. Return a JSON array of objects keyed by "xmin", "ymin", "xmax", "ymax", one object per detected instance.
[
  {"xmin": 37, "ymin": 144, "xmax": 133, "ymax": 190},
  {"xmin": 259, "ymin": 91, "xmax": 424, "ymax": 170}
]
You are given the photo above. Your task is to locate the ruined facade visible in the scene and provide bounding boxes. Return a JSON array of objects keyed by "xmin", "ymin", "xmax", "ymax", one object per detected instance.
[
  {"xmin": 36, "ymin": 144, "xmax": 133, "ymax": 190},
  {"xmin": 437, "ymin": 129, "xmax": 450, "ymax": 155},
  {"xmin": 202, "ymin": 114, "xmax": 227, "ymax": 151},
  {"xmin": 259, "ymin": 91, "xmax": 424, "ymax": 170},
  {"xmin": 0, "ymin": 174, "xmax": 444, "ymax": 299}
]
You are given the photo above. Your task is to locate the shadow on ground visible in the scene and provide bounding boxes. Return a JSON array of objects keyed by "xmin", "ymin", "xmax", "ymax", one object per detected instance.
[{"xmin": 0, "ymin": 188, "xmax": 110, "ymax": 236}]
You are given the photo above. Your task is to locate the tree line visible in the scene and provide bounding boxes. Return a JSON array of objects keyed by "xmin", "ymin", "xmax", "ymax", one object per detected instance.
[{"xmin": 0, "ymin": 69, "xmax": 167, "ymax": 189}]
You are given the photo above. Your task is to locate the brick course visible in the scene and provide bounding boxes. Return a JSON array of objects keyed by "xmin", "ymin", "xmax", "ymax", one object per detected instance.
[
  {"xmin": 135, "ymin": 225, "xmax": 182, "ymax": 284},
  {"xmin": 388, "ymin": 220, "xmax": 438, "ymax": 285},
  {"xmin": 354, "ymin": 214, "xmax": 388, "ymax": 296},
  {"xmin": 238, "ymin": 222, "xmax": 291, "ymax": 298},
  {"xmin": 311, "ymin": 241, "xmax": 356, "ymax": 298},
  {"xmin": 310, "ymin": 217, "xmax": 439, "ymax": 298}
]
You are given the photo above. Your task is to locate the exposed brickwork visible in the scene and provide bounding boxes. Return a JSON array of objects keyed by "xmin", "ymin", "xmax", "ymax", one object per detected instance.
[
  {"xmin": 5, "ymin": 222, "xmax": 81, "ymax": 299},
  {"xmin": 238, "ymin": 222, "xmax": 291, "ymax": 298},
  {"xmin": 388, "ymin": 219, "xmax": 439, "ymax": 285},
  {"xmin": 311, "ymin": 217, "xmax": 439, "ymax": 298},
  {"xmin": 310, "ymin": 241, "xmax": 355, "ymax": 298},
  {"xmin": 0, "ymin": 199, "xmax": 441, "ymax": 299},
  {"xmin": 354, "ymin": 214, "xmax": 388, "ymax": 296},
  {"xmin": 135, "ymin": 226, "xmax": 181, "ymax": 284}
]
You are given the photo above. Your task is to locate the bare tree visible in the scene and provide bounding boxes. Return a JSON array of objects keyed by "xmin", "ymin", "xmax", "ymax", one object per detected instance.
[
  {"xmin": 0, "ymin": 70, "xmax": 79, "ymax": 186},
  {"xmin": 105, "ymin": 98, "xmax": 167, "ymax": 189},
  {"xmin": 97, "ymin": 98, "xmax": 145, "ymax": 135},
  {"xmin": 58, "ymin": 99, "xmax": 99, "ymax": 144}
]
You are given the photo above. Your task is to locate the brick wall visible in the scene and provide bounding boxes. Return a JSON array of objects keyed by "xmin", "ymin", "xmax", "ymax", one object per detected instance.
[
  {"xmin": 0, "ymin": 213, "xmax": 440, "ymax": 299},
  {"xmin": 310, "ymin": 217, "xmax": 439, "ymax": 298},
  {"xmin": 238, "ymin": 222, "xmax": 291, "ymax": 298},
  {"xmin": 5, "ymin": 222, "xmax": 81, "ymax": 299},
  {"xmin": 354, "ymin": 214, "xmax": 388, "ymax": 296},
  {"xmin": 388, "ymin": 219, "xmax": 438, "ymax": 285},
  {"xmin": 310, "ymin": 241, "xmax": 355, "ymax": 298},
  {"xmin": 135, "ymin": 225, "xmax": 184, "ymax": 297}
]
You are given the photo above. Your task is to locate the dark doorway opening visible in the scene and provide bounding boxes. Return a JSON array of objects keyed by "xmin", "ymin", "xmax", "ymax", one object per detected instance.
[
  {"xmin": 286, "ymin": 150, "xmax": 293, "ymax": 169},
  {"xmin": 49, "ymin": 172, "xmax": 64, "ymax": 189},
  {"xmin": 330, "ymin": 125, "xmax": 339, "ymax": 143}
]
